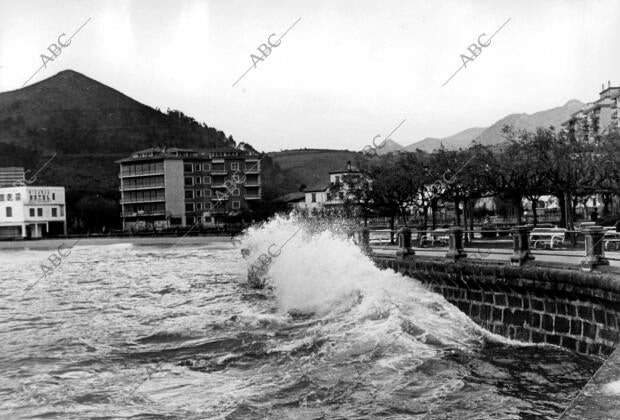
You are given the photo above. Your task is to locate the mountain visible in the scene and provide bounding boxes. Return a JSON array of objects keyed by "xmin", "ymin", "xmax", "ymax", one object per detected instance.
[
  {"xmin": 406, "ymin": 127, "xmax": 486, "ymax": 152},
  {"xmin": 434, "ymin": 127, "xmax": 487, "ymax": 149},
  {"xmin": 378, "ymin": 100, "xmax": 586, "ymax": 153},
  {"xmin": 404, "ymin": 137, "xmax": 441, "ymax": 152},
  {"xmin": 376, "ymin": 139, "xmax": 405, "ymax": 155},
  {"xmin": 0, "ymin": 69, "xmax": 235, "ymax": 153},
  {"xmin": 473, "ymin": 99, "xmax": 585, "ymax": 146}
]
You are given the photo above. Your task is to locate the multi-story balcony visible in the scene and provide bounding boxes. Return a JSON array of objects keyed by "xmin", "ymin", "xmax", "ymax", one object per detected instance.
[
  {"xmin": 119, "ymin": 170, "xmax": 164, "ymax": 178},
  {"xmin": 119, "ymin": 184, "xmax": 165, "ymax": 191},
  {"xmin": 245, "ymin": 193, "xmax": 261, "ymax": 200},
  {"xmin": 119, "ymin": 198, "xmax": 165, "ymax": 204},
  {"xmin": 120, "ymin": 210, "xmax": 166, "ymax": 217},
  {"xmin": 244, "ymin": 181, "xmax": 261, "ymax": 187},
  {"xmin": 211, "ymin": 169, "xmax": 227, "ymax": 175}
]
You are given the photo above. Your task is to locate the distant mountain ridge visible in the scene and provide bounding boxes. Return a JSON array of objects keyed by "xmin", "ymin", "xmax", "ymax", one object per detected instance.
[
  {"xmin": 377, "ymin": 99, "xmax": 586, "ymax": 153},
  {"xmin": 473, "ymin": 99, "xmax": 585, "ymax": 146}
]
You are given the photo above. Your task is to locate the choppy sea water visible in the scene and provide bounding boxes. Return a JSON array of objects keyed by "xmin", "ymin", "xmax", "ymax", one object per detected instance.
[{"xmin": 0, "ymin": 217, "xmax": 601, "ymax": 419}]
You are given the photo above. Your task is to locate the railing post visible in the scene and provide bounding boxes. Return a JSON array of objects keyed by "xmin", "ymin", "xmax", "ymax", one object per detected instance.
[
  {"xmin": 445, "ymin": 227, "xmax": 467, "ymax": 261},
  {"xmin": 580, "ymin": 226, "xmax": 609, "ymax": 271},
  {"xmin": 510, "ymin": 225, "xmax": 534, "ymax": 266},
  {"xmin": 396, "ymin": 227, "xmax": 414, "ymax": 258},
  {"xmin": 356, "ymin": 227, "xmax": 371, "ymax": 255}
]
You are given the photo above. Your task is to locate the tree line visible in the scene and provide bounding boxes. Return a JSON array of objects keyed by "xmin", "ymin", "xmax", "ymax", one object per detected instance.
[{"xmin": 339, "ymin": 126, "xmax": 620, "ymax": 233}]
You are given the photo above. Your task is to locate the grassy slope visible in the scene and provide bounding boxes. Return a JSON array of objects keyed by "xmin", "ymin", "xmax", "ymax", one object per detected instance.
[{"xmin": 269, "ymin": 149, "xmax": 364, "ymax": 190}]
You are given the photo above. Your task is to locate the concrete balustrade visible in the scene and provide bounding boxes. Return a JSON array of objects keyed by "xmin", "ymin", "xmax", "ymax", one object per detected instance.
[
  {"xmin": 510, "ymin": 225, "xmax": 535, "ymax": 266},
  {"xmin": 580, "ymin": 226, "xmax": 610, "ymax": 272},
  {"xmin": 361, "ymin": 223, "xmax": 617, "ymax": 272},
  {"xmin": 356, "ymin": 227, "xmax": 371, "ymax": 255},
  {"xmin": 396, "ymin": 227, "xmax": 413, "ymax": 258},
  {"xmin": 445, "ymin": 227, "xmax": 467, "ymax": 261}
]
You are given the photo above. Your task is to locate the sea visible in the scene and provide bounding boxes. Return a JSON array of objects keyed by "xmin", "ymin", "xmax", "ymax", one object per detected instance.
[{"xmin": 0, "ymin": 216, "xmax": 601, "ymax": 419}]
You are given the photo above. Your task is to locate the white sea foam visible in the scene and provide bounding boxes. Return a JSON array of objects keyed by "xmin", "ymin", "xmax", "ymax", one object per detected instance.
[
  {"xmin": 235, "ymin": 215, "xmax": 494, "ymax": 353},
  {"xmin": 603, "ymin": 380, "xmax": 620, "ymax": 394}
]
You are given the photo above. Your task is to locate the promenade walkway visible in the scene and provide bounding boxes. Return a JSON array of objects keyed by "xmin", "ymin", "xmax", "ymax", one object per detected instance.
[{"xmin": 371, "ymin": 244, "xmax": 620, "ymax": 269}]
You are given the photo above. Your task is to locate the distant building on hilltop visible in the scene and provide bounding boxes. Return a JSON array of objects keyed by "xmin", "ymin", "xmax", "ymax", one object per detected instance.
[
  {"xmin": 116, "ymin": 147, "xmax": 262, "ymax": 230},
  {"xmin": 0, "ymin": 167, "xmax": 25, "ymax": 187},
  {"xmin": 562, "ymin": 81, "xmax": 620, "ymax": 142},
  {"xmin": 298, "ymin": 161, "xmax": 367, "ymax": 211},
  {"xmin": 326, "ymin": 162, "xmax": 365, "ymax": 205}
]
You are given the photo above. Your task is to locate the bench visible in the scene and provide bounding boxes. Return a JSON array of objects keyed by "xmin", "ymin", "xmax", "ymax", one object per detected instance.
[
  {"xmin": 604, "ymin": 229, "xmax": 620, "ymax": 251},
  {"xmin": 529, "ymin": 227, "xmax": 567, "ymax": 249},
  {"xmin": 420, "ymin": 228, "xmax": 449, "ymax": 247}
]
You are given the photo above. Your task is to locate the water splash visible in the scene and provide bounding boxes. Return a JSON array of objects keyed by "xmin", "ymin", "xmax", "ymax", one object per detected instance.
[{"xmin": 234, "ymin": 215, "xmax": 486, "ymax": 349}]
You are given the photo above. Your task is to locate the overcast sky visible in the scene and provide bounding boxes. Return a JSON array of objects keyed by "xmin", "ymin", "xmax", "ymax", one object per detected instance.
[{"xmin": 1, "ymin": 0, "xmax": 619, "ymax": 152}]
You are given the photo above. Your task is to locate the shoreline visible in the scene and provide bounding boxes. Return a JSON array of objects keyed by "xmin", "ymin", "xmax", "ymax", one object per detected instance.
[{"xmin": 0, "ymin": 235, "xmax": 236, "ymax": 250}]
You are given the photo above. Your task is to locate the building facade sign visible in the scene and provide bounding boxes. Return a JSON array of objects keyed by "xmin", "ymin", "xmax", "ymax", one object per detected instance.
[{"xmin": 28, "ymin": 188, "xmax": 54, "ymax": 204}]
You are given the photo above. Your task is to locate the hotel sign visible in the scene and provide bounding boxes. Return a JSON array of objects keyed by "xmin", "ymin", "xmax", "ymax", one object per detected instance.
[{"xmin": 28, "ymin": 188, "xmax": 53, "ymax": 204}]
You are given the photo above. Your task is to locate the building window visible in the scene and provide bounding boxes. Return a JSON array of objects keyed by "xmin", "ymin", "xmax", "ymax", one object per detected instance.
[
  {"xmin": 232, "ymin": 201, "xmax": 240, "ymax": 209},
  {"xmin": 335, "ymin": 176, "xmax": 340, "ymax": 184},
  {"xmin": 196, "ymin": 190, "xmax": 202, "ymax": 197},
  {"xmin": 204, "ymin": 189, "xmax": 212, "ymax": 197},
  {"xmin": 29, "ymin": 208, "xmax": 35, "ymax": 217},
  {"xmin": 185, "ymin": 190, "xmax": 194, "ymax": 199},
  {"xmin": 231, "ymin": 162, "xmax": 239, "ymax": 171},
  {"xmin": 204, "ymin": 202, "xmax": 212, "ymax": 210},
  {"xmin": 195, "ymin": 164, "xmax": 201, "ymax": 172},
  {"xmin": 60, "ymin": 207, "xmax": 64, "ymax": 217},
  {"xmin": 37, "ymin": 208, "xmax": 43, "ymax": 216},
  {"xmin": 0, "ymin": 194, "xmax": 3, "ymax": 201},
  {"xmin": 195, "ymin": 177, "xmax": 202, "ymax": 184},
  {"xmin": 185, "ymin": 203, "xmax": 194, "ymax": 212},
  {"xmin": 184, "ymin": 163, "xmax": 193, "ymax": 172},
  {"xmin": 232, "ymin": 188, "xmax": 240, "ymax": 196},
  {"xmin": 184, "ymin": 177, "xmax": 193, "ymax": 186},
  {"xmin": 203, "ymin": 163, "xmax": 211, "ymax": 171},
  {"xmin": 196, "ymin": 202, "xmax": 203, "ymax": 210},
  {"xmin": 247, "ymin": 161, "xmax": 259, "ymax": 172},
  {"xmin": 52, "ymin": 208, "xmax": 58, "ymax": 217},
  {"xmin": 312, "ymin": 193, "xmax": 316, "ymax": 203},
  {"xmin": 52, "ymin": 193, "xmax": 56, "ymax": 200},
  {"xmin": 203, "ymin": 176, "xmax": 211, "ymax": 184},
  {"xmin": 6, "ymin": 207, "xmax": 12, "ymax": 217},
  {"xmin": 7, "ymin": 194, "xmax": 12, "ymax": 201},
  {"xmin": 15, "ymin": 193, "xmax": 21, "ymax": 201}
]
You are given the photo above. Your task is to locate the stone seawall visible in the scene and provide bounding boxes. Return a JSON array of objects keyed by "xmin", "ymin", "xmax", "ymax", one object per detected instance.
[{"xmin": 374, "ymin": 255, "xmax": 620, "ymax": 358}]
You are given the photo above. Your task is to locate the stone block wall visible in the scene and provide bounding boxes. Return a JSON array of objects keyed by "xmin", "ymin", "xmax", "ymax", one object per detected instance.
[{"xmin": 374, "ymin": 256, "xmax": 620, "ymax": 358}]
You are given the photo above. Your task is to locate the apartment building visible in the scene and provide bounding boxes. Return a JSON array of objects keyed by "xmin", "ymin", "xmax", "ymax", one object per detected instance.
[
  {"xmin": 0, "ymin": 185, "xmax": 67, "ymax": 239},
  {"xmin": 0, "ymin": 167, "xmax": 25, "ymax": 187},
  {"xmin": 117, "ymin": 147, "xmax": 261, "ymax": 230},
  {"xmin": 562, "ymin": 82, "xmax": 620, "ymax": 142}
]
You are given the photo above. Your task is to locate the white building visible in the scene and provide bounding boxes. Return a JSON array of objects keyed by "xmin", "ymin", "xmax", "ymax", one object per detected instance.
[
  {"xmin": 300, "ymin": 161, "xmax": 367, "ymax": 210},
  {"xmin": 303, "ymin": 183, "xmax": 329, "ymax": 210},
  {"xmin": 0, "ymin": 186, "xmax": 67, "ymax": 239}
]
